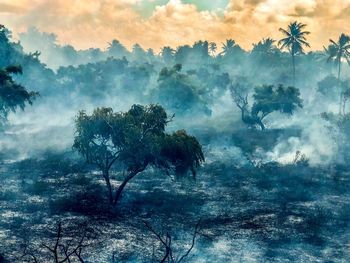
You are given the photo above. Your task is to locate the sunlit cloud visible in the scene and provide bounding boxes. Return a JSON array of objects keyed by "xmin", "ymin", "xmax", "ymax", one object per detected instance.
[{"xmin": 0, "ymin": 0, "xmax": 349, "ymax": 51}]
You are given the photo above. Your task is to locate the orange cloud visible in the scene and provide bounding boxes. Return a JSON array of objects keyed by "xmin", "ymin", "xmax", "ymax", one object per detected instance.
[{"xmin": 0, "ymin": 0, "xmax": 349, "ymax": 51}]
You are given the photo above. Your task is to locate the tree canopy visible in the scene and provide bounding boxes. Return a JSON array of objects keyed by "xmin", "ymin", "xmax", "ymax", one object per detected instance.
[
  {"xmin": 73, "ymin": 104, "xmax": 204, "ymax": 205},
  {"xmin": 324, "ymin": 33, "xmax": 350, "ymax": 80},
  {"xmin": 231, "ymin": 84, "xmax": 303, "ymax": 130},
  {"xmin": 0, "ymin": 65, "xmax": 38, "ymax": 122},
  {"xmin": 153, "ymin": 64, "xmax": 210, "ymax": 115}
]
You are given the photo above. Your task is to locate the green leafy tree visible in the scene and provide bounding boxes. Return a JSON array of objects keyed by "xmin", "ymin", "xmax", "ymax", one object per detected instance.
[
  {"xmin": 324, "ymin": 33, "xmax": 350, "ymax": 80},
  {"xmin": 73, "ymin": 104, "xmax": 204, "ymax": 205},
  {"xmin": 0, "ymin": 65, "xmax": 38, "ymax": 123},
  {"xmin": 278, "ymin": 21, "xmax": 310, "ymax": 85},
  {"xmin": 231, "ymin": 84, "xmax": 303, "ymax": 130}
]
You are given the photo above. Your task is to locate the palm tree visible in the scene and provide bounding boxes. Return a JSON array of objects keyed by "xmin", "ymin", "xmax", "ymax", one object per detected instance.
[
  {"xmin": 252, "ymin": 38, "xmax": 276, "ymax": 54},
  {"xmin": 324, "ymin": 34, "xmax": 350, "ymax": 114},
  {"xmin": 209, "ymin": 42, "xmax": 217, "ymax": 57},
  {"xmin": 278, "ymin": 21, "xmax": 310, "ymax": 85},
  {"xmin": 324, "ymin": 33, "xmax": 350, "ymax": 80},
  {"xmin": 220, "ymin": 39, "xmax": 236, "ymax": 56}
]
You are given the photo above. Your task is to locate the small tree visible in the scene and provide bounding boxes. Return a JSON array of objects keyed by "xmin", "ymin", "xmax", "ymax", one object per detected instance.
[
  {"xmin": 231, "ymin": 84, "xmax": 303, "ymax": 130},
  {"xmin": 0, "ymin": 65, "xmax": 38, "ymax": 123},
  {"xmin": 73, "ymin": 104, "xmax": 204, "ymax": 205},
  {"xmin": 144, "ymin": 220, "xmax": 200, "ymax": 263}
]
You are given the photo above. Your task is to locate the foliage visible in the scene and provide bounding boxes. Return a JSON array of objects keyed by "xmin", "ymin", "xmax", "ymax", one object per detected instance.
[
  {"xmin": 0, "ymin": 65, "xmax": 38, "ymax": 122},
  {"xmin": 317, "ymin": 75, "xmax": 341, "ymax": 97},
  {"xmin": 279, "ymin": 21, "xmax": 310, "ymax": 83},
  {"xmin": 252, "ymin": 84, "xmax": 303, "ymax": 117},
  {"xmin": 231, "ymin": 83, "xmax": 303, "ymax": 130},
  {"xmin": 279, "ymin": 21, "xmax": 310, "ymax": 56},
  {"xmin": 161, "ymin": 130, "xmax": 205, "ymax": 178},
  {"xmin": 73, "ymin": 104, "xmax": 204, "ymax": 205},
  {"xmin": 321, "ymin": 112, "xmax": 350, "ymax": 132},
  {"xmin": 153, "ymin": 64, "xmax": 210, "ymax": 115},
  {"xmin": 324, "ymin": 33, "xmax": 350, "ymax": 79}
]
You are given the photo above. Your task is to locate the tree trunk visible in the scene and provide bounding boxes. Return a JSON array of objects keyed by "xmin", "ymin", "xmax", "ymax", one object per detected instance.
[
  {"xmin": 258, "ymin": 119, "xmax": 265, "ymax": 130},
  {"xmin": 113, "ymin": 168, "xmax": 145, "ymax": 205},
  {"xmin": 292, "ymin": 53, "xmax": 296, "ymax": 86},
  {"xmin": 338, "ymin": 57, "xmax": 341, "ymax": 81},
  {"xmin": 102, "ymin": 169, "xmax": 113, "ymax": 204}
]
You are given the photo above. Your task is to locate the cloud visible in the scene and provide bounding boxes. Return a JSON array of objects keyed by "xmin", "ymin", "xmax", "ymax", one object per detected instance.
[{"xmin": 0, "ymin": 0, "xmax": 349, "ymax": 51}]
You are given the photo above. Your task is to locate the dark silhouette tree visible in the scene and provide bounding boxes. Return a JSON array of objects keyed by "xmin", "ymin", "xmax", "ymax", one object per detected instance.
[
  {"xmin": 209, "ymin": 42, "xmax": 217, "ymax": 57},
  {"xmin": 220, "ymin": 39, "xmax": 236, "ymax": 56},
  {"xmin": 144, "ymin": 220, "xmax": 200, "ymax": 263},
  {"xmin": 20, "ymin": 221, "xmax": 99, "ymax": 263},
  {"xmin": 324, "ymin": 33, "xmax": 350, "ymax": 80},
  {"xmin": 73, "ymin": 104, "xmax": 204, "ymax": 205},
  {"xmin": 278, "ymin": 21, "xmax": 310, "ymax": 85},
  {"xmin": 252, "ymin": 38, "xmax": 276, "ymax": 55}
]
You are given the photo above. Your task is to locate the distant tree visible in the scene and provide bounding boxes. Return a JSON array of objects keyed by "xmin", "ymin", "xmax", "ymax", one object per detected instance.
[
  {"xmin": 220, "ymin": 39, "xmax": 236, "ymax": 56},
  {"xmin": 154, "ymin": 64, "xmax": 210, "ymax": 115},
  {"xmin": 219, "ymin": 39, "xmax": 246, "ymax": 65},
  {"xmin": 340, "ymin": 80, "xmax": 350, "ymax": 114},
  {"xmin": 251, "ymin": 38, "xmax": 280, "ymax": 69},
  {"xmin": 61, "ymin": 45, "xmax": 79, "ymax": 65},
  {"xmin": 174, "ymin": 45, "xmax": 192, "ymax": 65},
  {"xmin": 192, "ymin": 40, "xmax": 209, "ymax": 61},
  {"xmin": 278, "ymin": 21, "xmax": 310, "ymax": 85},
  {"xmin": 317, "ymin": 75, "xmax": 350, "ymax": 115},
  {"xmin": 73, "ymin": 104, "xmax": 204, "ymax": 205},
  {"xmin": 132, "ymin": 43, "xmax": 146, "ymax": 61},
  {"xmin": 107, "ymin": 39, "xmax": 129, "ymax": 58},
  {"xmin": 231, "ymin": 84, "xmax": 303, "ymax": 130},
  {"xmin": 0, "ymin": 65, "xmax": 38, "ymax": 123},
  {"xmin": 160, "ymin": 46, "xmax": 175, "ymax": 64},
  {"xmin": 317, "ymin": 75, "xmax": 340, "ymax": 98},
  {"xmin": 252, "ymin": 38, "xmax": 276, "ymax": 54},
  {"xmin": 121, "ymin": 63, "xmax": 153, "ymax": 94},
  {"xmin": 146, "ymin": 48, "xmax": 155, "ymax": 59},
  {"xmin": 324, "ymin": 33, "xmax": 350, "ymax": 80},
  {"xmin": 252, "ymin": 38, "xmax": 278, "ymax": 59},
  {"xmin": 209, "ymin": 42, "xmax": 217, "ymax": 57},
  {"xmin": 323, "ymin": 34, "xmax": 350, "ymax": 114}
]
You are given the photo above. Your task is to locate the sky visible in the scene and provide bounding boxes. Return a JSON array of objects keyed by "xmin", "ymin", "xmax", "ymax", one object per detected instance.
[{"xmin": 0, "ymin": 0, "xmax": 350, "ymax": 51}]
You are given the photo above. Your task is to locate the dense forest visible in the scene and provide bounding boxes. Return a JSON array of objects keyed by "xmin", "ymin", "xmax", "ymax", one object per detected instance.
[{"xmin": 0, "ymin": 22, "xmax": 350, "ymax": 262}]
